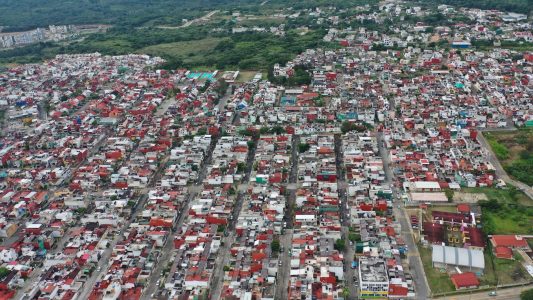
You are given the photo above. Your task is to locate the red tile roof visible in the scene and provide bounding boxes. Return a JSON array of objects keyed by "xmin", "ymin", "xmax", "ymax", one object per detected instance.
[
  {"xmin": 450, "ymin": 272, "xmax": 479, "ymax": 289},
  {"xmin": 457, "ymin": 204, "xmax": 470, "ymax": 213},
  {"xmin": 465, "ymin": 227, "xmax": 486, "ymax": 248},
  {"xmin": 491, "ymin": 235, "xmax": 528, "ymax": 248},
  {"xmin": 495, "ymin": 246, "xmax": 513, "ymax": 259},
  {"xmin": 389, "ymin": 284, "xmax": 409, "ymax": 296},
  {"xmin": 422, "ymin": 222, "xmax": 445, "ymax": 244}
]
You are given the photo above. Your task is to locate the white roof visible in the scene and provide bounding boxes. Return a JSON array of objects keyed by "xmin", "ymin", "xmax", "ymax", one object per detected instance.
[
  {"xmin": 26, "ymin": 223, "xmax": 43, "ymax": 229},
  {"xmin": 410, "ymin": 192, "xmax": 448, "ymax": 202},
  {"xmin": 432, "ymin": 245, "xmax": 485, "ymax": 269},
  {"xmin": 413, "ymin": 181, "xmax": 441, "ymax": 189},
  {"xmin": 295, "ymin": 214, "xmax": 316, "ymax": 220}
]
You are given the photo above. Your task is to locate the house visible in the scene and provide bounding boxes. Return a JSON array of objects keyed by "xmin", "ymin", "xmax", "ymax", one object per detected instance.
[
  {"xmin": 490, "ymin": 235, "xmax": 530, "ymax": 251},
  {"xmin": 494, "ymin": 246, "xmax": 513, "ymax": 260},
  {"xmin": 450, "ymin": 272, "xmax": 480, "ymax": 290}
]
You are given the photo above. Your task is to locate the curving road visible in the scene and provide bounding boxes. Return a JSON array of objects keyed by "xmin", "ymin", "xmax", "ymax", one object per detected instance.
[{"xmin": 477, "ymin": 132, "xmax": 533, "ymax": 200}]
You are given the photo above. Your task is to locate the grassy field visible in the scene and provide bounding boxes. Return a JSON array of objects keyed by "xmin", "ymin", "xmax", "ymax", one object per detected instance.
[
  {"xmin": 493, "ymin": 256, "xmax": 528, "ymax": 284},
  {"xmin": 236, "ymin": 70, "xmax": 260, "ymax": 82},
  {"xmin": 484, "ymin": 129, "xmax": 533, "ymax": 186},
  {"xmin": 139, "ymin": 37, "xmax": 228, "ymax": 65},
  {"xmin": 419, "ymin": 246, "xmax": 456, "ymax": 294},
  {"xmin": 237, "ymin": 15, "xmax": 286, "ymax": 27},
  {"xmin": 461, "ymin": 187, "xmax": 533, "ymax": 235},
  {"xmin": 462, "ymin": 186, "xmax": 532, "ymax": 207}
]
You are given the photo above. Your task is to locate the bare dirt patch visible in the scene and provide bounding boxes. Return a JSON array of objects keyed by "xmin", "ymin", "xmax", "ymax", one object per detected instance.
[{"xmin": 454, "ymin": 191, "xmax": 488, "ymax": 203}]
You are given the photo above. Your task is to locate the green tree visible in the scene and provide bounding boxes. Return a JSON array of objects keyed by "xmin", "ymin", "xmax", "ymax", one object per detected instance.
[
  {"xmin": 334, "ymin": 239, "xmax": 345, "ymax": 251},
  {"xmin": 271, "ymin": 239, "xmax": 281, "ymax": 253},
  {"xmin": 520, "ymin": 288, "xmax": 533, "ymax": 300},
  {"xmin": 270, "ymin": 126, "xmax": 286, "ymax": 135},
  {"xmin": 214, "ymin": 78, "xmax": 229, "ymax": 96},
  {"xmin": 348, "ymin": 232, "xmax": 361, "ymax": 242},
  {"xmin": 197, "ymin": 127, "xmax": 207, "ymax": 136},
  {"xmin": 236, "ymin": 162, "xmax": 246, "ymax": 173},
  {"xmin": 0, "ymin": 267, "xmax": 10, "ymax": 279},
  {"xmin": 298, "ymin": 143, "xmax": 310, "ymax": 153},
  {"xmin": 445, "ymin": 189, "xmax": 454, "ymax": 202},
  {"xmin": 228, "ymin": 187, "xmax": 236, "ymax": 195}
]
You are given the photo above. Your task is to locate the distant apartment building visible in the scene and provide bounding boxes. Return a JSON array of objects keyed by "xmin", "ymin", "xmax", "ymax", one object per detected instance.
[{"xmin": 0, "ymin": 28, "xmax": 45, "ymax": 48}]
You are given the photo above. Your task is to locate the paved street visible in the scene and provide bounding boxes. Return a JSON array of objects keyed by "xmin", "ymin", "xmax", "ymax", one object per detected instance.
[
  {"xmin": 284, "ymin": 135, "xmax": 299, "ymax": 229},
  {"xmin": 377, "ymin": 131, "xmax": 430, "ymax": 299},
  {"xmin": 142, "ymin": 134, "xmax": 220, "ymax": 299},
  {"xmin": 273, "ymin": 135, "xmax": 299, "ymax": 300},
  {"xmin": 438, "ymin": 283, "xmax": 533, "ymax": 300},
  {"xmin": 209, "ymin": 135, "xmax": 257, "ymax": 299},
  {"xmin": 274, "ymin": 230, "xmax": 293, "ymax": 300},
  {"xmin": 80, "ymin": 137, "xmax": 174, "ymax": 299},
  {"xmin": 143, "ymin": 85, "xmax": 235, "ymax": 299},
  {"xmin": 18, "ymin": 227, "xmax": 76, "ymax": 299},
  {"xmin": 334, "ymin": 134, "xmax": 358, "ymax": 300},
  {"xmin": 77, "ymin": 194, "xmax": 149, "ymax": 300}
]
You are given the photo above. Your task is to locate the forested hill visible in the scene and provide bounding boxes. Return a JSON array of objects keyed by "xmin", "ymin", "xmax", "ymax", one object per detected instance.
[
  {"xmin": 0, "ymin": 0, "xmax": 260, "ymax": 31},
  {"xmin": 1, "ymin": 0, "xmax": 531, "ymax": 32},
  {"xmin": 410, "ymin": 0, "xmax": 532, "ymax": 15}
]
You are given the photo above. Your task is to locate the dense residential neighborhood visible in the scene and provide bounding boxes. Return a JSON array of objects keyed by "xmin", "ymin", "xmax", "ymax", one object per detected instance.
[{"xmin": 0, "ymin": 1, "xmax": 532, "ymax": 300}]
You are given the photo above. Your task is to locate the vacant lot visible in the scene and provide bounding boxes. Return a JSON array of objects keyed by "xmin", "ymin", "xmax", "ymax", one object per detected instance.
[
  {"xmin": 139, "ymin": 37, "xmax": 228, "ymax": 66},
  {"xmin": 236, "ymin": 71, "xmax": 260, "ymax": 83},
  {"xmin": 454, "ymin": 191, "xmax": 488, "ymax": 203},
  {"xmin": 492, "ymin": 256, "xmax": 528, "ymax": 284},
  {"xmin": 485, "ymin": 129, "xmax": 533, "ymax": 186},
  {"xmin": 237, "ymin": 15, "xmax": 286, "ymax": 27}
]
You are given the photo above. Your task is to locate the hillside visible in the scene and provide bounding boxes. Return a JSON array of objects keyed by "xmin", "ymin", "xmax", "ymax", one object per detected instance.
[{"xmin": 0, "ymin": 0, "xmax": 260, "ymax": 31}]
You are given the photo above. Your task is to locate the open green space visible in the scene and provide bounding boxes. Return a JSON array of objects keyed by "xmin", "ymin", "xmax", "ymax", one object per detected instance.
[
  {"xmin": 481, "ymin": 251, "xmax": 497, "ymax": 286},
  {"xmin": 238, "ymin": 16, "xmax": 286, "ymax": 27},
  {"xmin": 139, "ymin": 37, "xmax": 228, "ymax": 66},
  {"xmin": 0, "ymin": 24, "xmax": 332, "ymax": 71},
  {"xmin": 485, "ymin": 243, "xmax": 529, "ymax": 285},
  {"xmin": 484, "ymin": 129, "xmax": 533, "ymax": 186},
  {"xmin": 411, "ymin": 0, "xmax": 533, "ymax": 15},
  {"xmin": 236, "ymin": 71, "xmax": 261, "ymax": 83},
  {"xmin": 492, "ymin": 256, "xmax": 528, "ymax": 284},
  {"xmin": 0, "ymin": 0, "xmax": 255, "ymax": 30},
  {"xmin": 1, "ymin": 0, "xmax": 528, "ymax": 32},
  {"xmin": 461, "ymin": 187, "xmax": 533, "ymax": 235}
]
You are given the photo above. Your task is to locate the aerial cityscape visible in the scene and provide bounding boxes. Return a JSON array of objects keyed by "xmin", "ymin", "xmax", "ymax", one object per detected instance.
[{"xmin": 0, "ymin": 0, "xmax": 532, "ymax": 300}]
